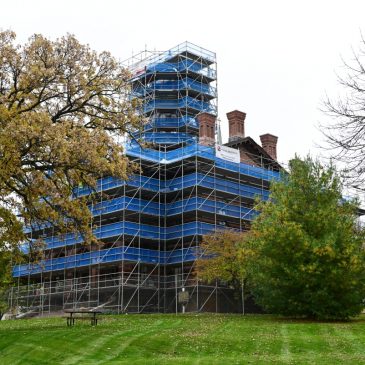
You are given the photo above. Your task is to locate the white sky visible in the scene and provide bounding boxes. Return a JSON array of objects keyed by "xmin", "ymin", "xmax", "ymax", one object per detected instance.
[{"xmin": 1, "ymin": 0, "xmax": 365, "ymax": 165}]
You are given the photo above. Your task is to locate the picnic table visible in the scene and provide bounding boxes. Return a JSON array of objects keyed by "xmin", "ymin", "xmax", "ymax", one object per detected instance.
[{"xmin": 64, "ymin": 309, "xmax": 102, "ymax": 326}]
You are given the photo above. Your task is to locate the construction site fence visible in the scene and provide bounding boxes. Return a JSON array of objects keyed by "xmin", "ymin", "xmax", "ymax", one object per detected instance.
[
  {"xmin": 12, "ymin": 272, "xmax": 228, "ymax": 299},
  {"xmin": 144, "ymin": 116, "xmax": 198, "ymax": 130},
  {"xmin": 14, "ymin": 242, "xmax": 203, "ymax": 277},
  {"xmin": 75, "ymin": 171, "xmax": 271, "ymax": 199},
  {"xmin": 30, "ymin": 218, "xmax": 243, "ymax": 251},
  {"xmin": 133, "ymin": 78, "xmax": 217, "ymax": 98},
  {"xmin": 127, "ymin": 41, "xmax": 215, "ymax": 74},
  {"xmin": 25, "ymin": 171, "xmax": 268, "ymax": 234},
  {"xmin": 142, "ymin": 95, "xmax": 216, "ymax": 114},
  {"xmin": 131, "ymin": 58, "xmax": 216, "ymax": 81},
  {"xmin": 124, "ymin": 143, "xmax": 280, "ymax": 179}
]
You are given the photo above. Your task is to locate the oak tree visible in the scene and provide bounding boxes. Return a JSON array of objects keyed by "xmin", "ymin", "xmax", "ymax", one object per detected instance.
[
  {"xmin": 0, "ymin": 31, "xmax": 142, "ymax": 287},
  {"xmin": 0, "ymin": 31, "xmax": 141, "ymax": 242}
]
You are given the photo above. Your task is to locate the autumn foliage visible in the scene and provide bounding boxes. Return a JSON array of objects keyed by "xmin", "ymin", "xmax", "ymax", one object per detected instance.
[
  {"xmin": 0, "ymin": 30, "xmax": 142, "ymax": 249},
  {"xmin": 195, "ymin": 230, "xmax": 252, "ymax": 288}
]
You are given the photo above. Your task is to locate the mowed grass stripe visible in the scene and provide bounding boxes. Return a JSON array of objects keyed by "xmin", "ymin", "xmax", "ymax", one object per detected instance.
[{"xmin": 1, "ymin": 315, "xmax": 365, "ymax": 364}]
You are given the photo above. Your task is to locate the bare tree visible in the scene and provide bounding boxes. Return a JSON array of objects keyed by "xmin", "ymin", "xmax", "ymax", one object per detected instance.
[{"xmin": 322, "ymin": 35, "xmax": 365, "ymax": 185}]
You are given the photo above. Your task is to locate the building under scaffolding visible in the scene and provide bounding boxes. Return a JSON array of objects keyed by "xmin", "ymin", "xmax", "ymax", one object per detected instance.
[{"xmin": 10, "ymin": 42, "xmax": 281, "ymax": 315}]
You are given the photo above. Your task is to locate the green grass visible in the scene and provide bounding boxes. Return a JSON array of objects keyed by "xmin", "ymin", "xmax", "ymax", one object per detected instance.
[{"xmin": 1, "ymin": 314, "xmax": 365, "ymax": 364}]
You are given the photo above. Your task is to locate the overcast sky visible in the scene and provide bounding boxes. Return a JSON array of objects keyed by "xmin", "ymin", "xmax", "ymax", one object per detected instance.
[{"xmin": 1, "ymin": 0, "xmax": 365, "ymax": 165}]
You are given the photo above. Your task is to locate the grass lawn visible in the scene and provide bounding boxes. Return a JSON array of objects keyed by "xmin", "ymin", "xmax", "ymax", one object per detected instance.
[{"xmin": 1, "ymin": 314, "xmax": 365, "ymax": 364}]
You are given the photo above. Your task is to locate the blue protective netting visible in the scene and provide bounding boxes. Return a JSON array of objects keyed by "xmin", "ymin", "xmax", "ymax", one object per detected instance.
[{"xmin": 14, "ymin": 43, "xmax": 279, "ymax": 278}]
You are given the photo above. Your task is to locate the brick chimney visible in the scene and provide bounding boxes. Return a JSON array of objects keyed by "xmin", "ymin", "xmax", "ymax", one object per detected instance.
[
  {"xmin": 260, "ymin": 133, "xmax": 278, "ymax": 160},
  {"xmin": 227, "ymin": 110, "xmax": 246, "ymax": 142},
  {"xmin": 198, "ymin": 113, "xmax": 216, "ymax": 146}
]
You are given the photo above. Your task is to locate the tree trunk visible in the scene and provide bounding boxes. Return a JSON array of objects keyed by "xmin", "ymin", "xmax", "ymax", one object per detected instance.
[{"xmin": 241, "ymin": 279, "xmax": 245, "ymax": 316}]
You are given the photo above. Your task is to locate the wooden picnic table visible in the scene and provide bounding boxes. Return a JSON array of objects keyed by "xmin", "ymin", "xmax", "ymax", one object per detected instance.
[{"xmin": 64, "ymin": 309, "xmax": 102, "ymax": 326}]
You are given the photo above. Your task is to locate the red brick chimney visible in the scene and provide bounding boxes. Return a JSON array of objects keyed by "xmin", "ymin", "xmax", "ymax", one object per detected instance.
[
  {"xmin": 260, "ymin": 133, "xmax": 278, "ymax": 160},
  {"xmin": 227, "ymin": 110, "xmax": 246, "ymax": 142},
  {"xmin": 198, "ymin": 113, "xmax": 216, "ymax": 146}
]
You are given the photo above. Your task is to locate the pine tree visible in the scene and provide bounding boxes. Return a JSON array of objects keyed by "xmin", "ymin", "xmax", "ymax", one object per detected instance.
[{"xmin": 250, "ymin": 156, "xmax": 365, "ymax": 320}]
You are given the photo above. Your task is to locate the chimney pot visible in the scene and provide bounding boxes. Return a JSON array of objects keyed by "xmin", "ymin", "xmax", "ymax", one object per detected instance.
[
  {"xmin": 260, "ymin": 133, "xmax": 278, "ymax": 160},
  {"xmin": 198, "ymin": 113, "xmax": 216, "ymax": 146},
  {"xmin": 227, "ymin": 110, "xmax": 246, "ymax": 142}
]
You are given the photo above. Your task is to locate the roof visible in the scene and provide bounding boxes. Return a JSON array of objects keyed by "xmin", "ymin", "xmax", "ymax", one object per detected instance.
[{"xmin": 225, "ymin": 136, "xmax": 282, "ymax": 172}]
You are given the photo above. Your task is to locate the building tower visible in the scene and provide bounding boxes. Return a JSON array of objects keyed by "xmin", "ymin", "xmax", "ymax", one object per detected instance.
[{"xmin": 11, "ymin": 42, "xmax": 280, "ymax": 314}]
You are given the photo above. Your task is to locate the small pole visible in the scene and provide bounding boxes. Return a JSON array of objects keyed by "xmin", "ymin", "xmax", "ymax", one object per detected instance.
[
  {"xmin": 175, "ymin": 274, "xmax": 178, "ymax": 315},
  {"xmin": 241, "ymin": 279, "xmax": 245, "ymax": 316},
  {"xmin": 182, "ymin": 287, "xmax": 186, "ymax": 314}
]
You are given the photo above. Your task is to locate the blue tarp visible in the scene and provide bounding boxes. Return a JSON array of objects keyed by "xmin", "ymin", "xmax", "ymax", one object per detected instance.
[{"xmin": 13, "ymin": 245, "xmax": 200, "ymax": 277}]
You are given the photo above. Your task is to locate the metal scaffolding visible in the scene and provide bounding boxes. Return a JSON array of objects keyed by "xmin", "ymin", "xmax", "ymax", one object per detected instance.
[{"xmin": 9, "ymin": 42, "xmax": 280, "ymax": 316}]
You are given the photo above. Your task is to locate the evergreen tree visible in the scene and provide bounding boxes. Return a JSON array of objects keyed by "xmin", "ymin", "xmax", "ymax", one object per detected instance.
[{"xmin": 250, "ymin": 156, "xmax": 365, "ymax": 320}]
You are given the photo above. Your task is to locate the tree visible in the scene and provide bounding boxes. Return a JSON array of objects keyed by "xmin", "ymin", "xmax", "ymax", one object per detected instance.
[
  {"xmin": 322, "ymin": 35, "xmax": 365, "ymax": 185},
  {"xmin": 0, "ymin": 30, "xmax": 143, "ymax": 304},
  {"xmin": 0, "ymin": 30, "xmax": 142, "ymax": 250},
  {"xmin": 195, "ymin": 230, "xmax": 253, "ymax": 314},
  {"xmin": 0, "ymin": 248, "xmax": 16, "ymax": 318},
  {"xmin": 249, "ymin": 156, "xmax": 365, "ymax": 320}
]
